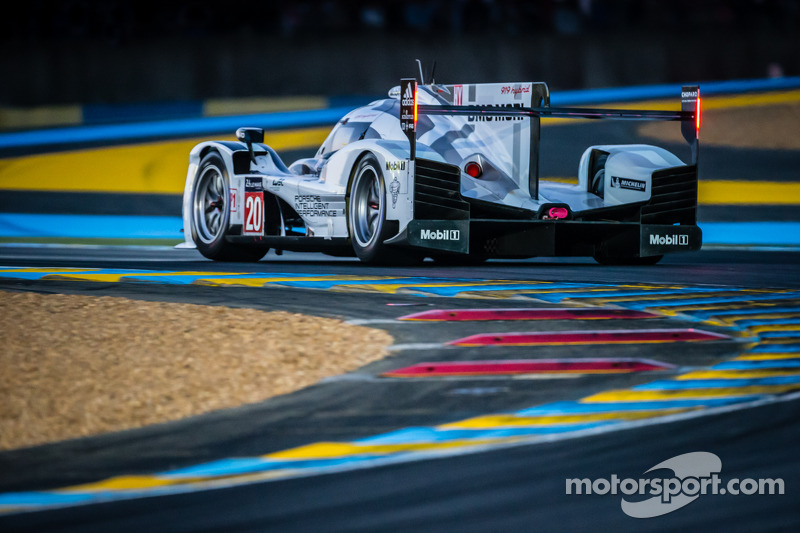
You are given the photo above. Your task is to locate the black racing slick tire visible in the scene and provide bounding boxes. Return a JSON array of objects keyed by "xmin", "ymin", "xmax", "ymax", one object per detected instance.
[
  {"xmin": 191, "ymin": 152, "xmax": 267, "ymax": 262},
  {"xmin": 347, "ymin": 154, "xmax": 418, "ymax": 265}
]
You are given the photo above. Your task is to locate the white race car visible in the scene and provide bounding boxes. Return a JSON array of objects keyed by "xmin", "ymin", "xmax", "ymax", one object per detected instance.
[{"xmin": 181, "ymin": 68, "xmax": 701, "ymax": 265}]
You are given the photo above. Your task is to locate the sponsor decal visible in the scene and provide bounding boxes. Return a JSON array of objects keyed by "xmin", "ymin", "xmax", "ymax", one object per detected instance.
[
  {"xmin": 420, "ymin": 229, "xmax": 461, "ymax": 241},
  {"xmin": 453, "ymin": 84, "xmax": 463, "ymax": 105},
  {"xmin": 566, "ymin": 451, "xmax": 784, "ymax": 519},
  {"xmin": 294, "ymin": 195, "xmax": 343, "ymax": 217},
  {"xmin": 650, "ymin": 233, "xmax": 690, "ymax": 246},
  {"xmin": 468, "ymin": 102, "xmax": 524, "ymax": 122},
  {"xmin": 271, "ymin": 178, "xmax": 284, "ymax": 187},
  {"xmin": 500, "ymin": 84, "xmax": 530, "ymax": 96},
  {"xmin": 230, "ymin": 187, "xmax": 238, "ymax": 213},
  {"xmin": 610, "ymin": 176, "xmax": 647, "ymax": 192},
  {"xmin": 386, "ymin": 160, "xmax": 406, "ymax": 171},
  {"xmin": 682, "ymin": 89, "xmax": 698, "ymax": 103},
  {"xmin": 402, "ymin": 83, "xmax": 414, "ymax": 106},
  {"xmin": 243, "ymin": 179, "xmax": 264, "ymax": 235},
  {"xmin": 400, "ymin": 78, "xmax": 416, "ymax": 139},
  {"xmin": 389, "ymin": 177, "xmax": 401, "ymax": 208}
]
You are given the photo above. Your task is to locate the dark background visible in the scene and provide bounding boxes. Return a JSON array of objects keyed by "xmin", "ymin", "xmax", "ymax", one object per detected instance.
[{"xmin": 2, "ymin": 0, "xmax": 799, "ymax": 106}]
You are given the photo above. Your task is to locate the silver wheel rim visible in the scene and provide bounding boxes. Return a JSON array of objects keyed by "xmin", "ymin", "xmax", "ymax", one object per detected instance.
[
  {"xmin": 193, "ymin": 164, "xmax": 227, "ymax": 244},
  {"xmin": 351, "ymin": 163, "xmax": 383, "ymax": 247}
]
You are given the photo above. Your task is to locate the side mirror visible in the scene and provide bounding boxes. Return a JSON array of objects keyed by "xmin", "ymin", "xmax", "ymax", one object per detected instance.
[
  {"xmin": 236, "ymin": 127, "xmax": 264, "ymax": 163},
  {"xmin": 236, "ymin": 127, "xmax": 264, "ymax": 144}
]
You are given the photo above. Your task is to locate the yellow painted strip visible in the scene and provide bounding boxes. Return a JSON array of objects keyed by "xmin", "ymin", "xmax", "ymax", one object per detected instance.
[
  {"xmin": 733, "ymin": 353, "xmax": 800, "ymax": 361},
  {"xmin": 579, "ymin": 291, "xmax": 764, "ymax": 305},
  {"xmin": 677, "ymin": 369, "xmax": 800, "ymax": 380},
  {"xmin": 647, "ymin": 299, "xmax": 800, "ymax": 314},
  {"xmin": 699, "ymin": 181, "xmax": 800, "ymax": 205},
  {"xmin": 195, "ymin": 276, "xmax": 405, "ymax": 287},
  {"xmin": 0, "ymin": 105, "xmax": 82, "ymax": 130},
  {"xmin": 438, "ymin": 409, "xmax": 693, "ymax": 429},
  {"xmin": 707, "ymin": 313, "xmax": 800, "ymax": 326},
  {"xmin": 583, "ymin": 385, "xmax": 800, "ymax": 402},
  {"xmin": 44, "ymin": 273, "xmax": 133, "ymax": 282},
  {"xmin": 61, "ymin": 475, "xmax": 191, "ymax": 492},
  {"xmin": 748, "ymin": 324, "xmax": 800, "ymax": 333},
  {"xmin": 0, "ymin": 127, "xmax": 329, "ymax": 194},
  {"xmin": 753, "ymin": 338, "xmax": 800, "ymax": 345},
  {"xmin": 334, "ymin": 280, "xmax": 545, "ymax": 295},
  {"xmin": 265, "ymin": 438, "xmax": 515, "ymax": 461},
  {"xmin": 203, "ymin": 96, "xmax": 328, "ymax": 116}
]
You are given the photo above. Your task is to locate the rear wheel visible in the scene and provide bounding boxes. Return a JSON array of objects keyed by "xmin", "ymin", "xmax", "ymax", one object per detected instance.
[
  {"xmin": 347, "ymin": 154, "xmax": 419, "ymax": 265},
  {"xmin": 191, "ymin": 152, "xmax": 267, "ymax": 262}
]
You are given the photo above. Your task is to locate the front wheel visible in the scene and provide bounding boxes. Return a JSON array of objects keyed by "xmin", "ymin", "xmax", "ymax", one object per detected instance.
[{"xmin": 191, "ymin": 152, "xmax": 267, "ymax": 262}]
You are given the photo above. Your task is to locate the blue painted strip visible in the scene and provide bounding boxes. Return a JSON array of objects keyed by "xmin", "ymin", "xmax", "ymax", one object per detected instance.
[
  {"xmin": 702, "ymin": 223, "xmax": 800, "ymax": 246},
  {"xmin": 622, "ymin": 292, "xmax": 800, "ymax": 310},
  {"xmin": 526, "ymin": 287, "xmax": 733, "ymax": 303},
  {"xmin": 735, "ymin": 318, "xmax": 800, "ymax": 327},
  {"xmin": 0, "ymin": 269, "xmax": 95, "ymax": 280},
  {"xmin": 550, "ymin": 76, "xmax": 800, "ymax": 106},
  {"xmin": 759, "ymin": 331, "xmax": 800, "ymax": 339},
  {"xmin": 163, "ymin": 454, "xmax": 385, "ymax": 478},
  {"xmin": 0, "ymin": 268, "xmax": 163, "ymax": 280},
  {"xmin": 749, "ymin": 343, "xmax": 800, "ymax": 353},
  {"xmin": 685, "ymin": 307, "xmax": 800, "ymax": 320},
  {"xmin": 714, "ymin": 360, "xmax": 800, "ymax": 369},
  {"xmin": 355, "ymin": 423, "xmax": 612, "ymax": 445},
  {"xmin": 271, "ymin": 277, "xmax": 465, "ymax": 289},
  {"xmin": 514, "ymin": 396, "xmax": 761, "ymax": 415},
  {"xmin": 0, "ymin": 107, "xmax": 356, "ymax": 151},
  {"xmin": 635, "ymin": 376, "xmax": 800, "ymax": 389},
  {"xmin": 0, "ymin": 492, "xmax": 96, "ymax": 506},
  {"xmin": 397, "ymin": 283, "xmax": 605, "ymax": 297},
  {"xmin": 0, "ymin": 214, "xmax": 183, "ymax": 239}
]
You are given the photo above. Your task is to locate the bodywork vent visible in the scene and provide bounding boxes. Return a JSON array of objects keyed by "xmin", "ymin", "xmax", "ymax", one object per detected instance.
[
  {"xmin": 414, "ymin": 158, "xmax": 470, "ymax": 220},
  {"xmin": 641, "ymin": 164, "xmax": 698, "ymax": 225}
]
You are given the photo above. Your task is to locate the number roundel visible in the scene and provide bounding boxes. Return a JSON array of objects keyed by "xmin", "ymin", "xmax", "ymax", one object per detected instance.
[{"xmin": 244, "ymin": 190, "xmax": 264, "ymax": 235}]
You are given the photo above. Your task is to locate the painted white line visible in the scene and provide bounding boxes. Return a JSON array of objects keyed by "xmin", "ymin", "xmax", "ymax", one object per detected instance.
[
  {"xmin": 346, "ymin": 318, "xmax": 401, "ymax": 326},
  {"xmin": 387, "ymin": 343, "xmax": 446, "ymax": 352}
]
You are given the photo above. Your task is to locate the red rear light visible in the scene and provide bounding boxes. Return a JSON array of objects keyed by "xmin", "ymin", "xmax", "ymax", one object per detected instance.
[
  {"xmin": 464, "ymin": 161, "xmax": 482, "ymax": 178},
  {"xmin": 696, "ymin": 94, "xmax": 701, "ymax": 132},
  {"xmin": 414, "ymin": 90, "xmax": 418, "ymax": 124}
]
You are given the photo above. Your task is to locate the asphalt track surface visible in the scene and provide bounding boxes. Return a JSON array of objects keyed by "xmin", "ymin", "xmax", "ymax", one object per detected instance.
[{"xmin": 1, "ymin": 246, "xmax": 799, "ymax": 531}]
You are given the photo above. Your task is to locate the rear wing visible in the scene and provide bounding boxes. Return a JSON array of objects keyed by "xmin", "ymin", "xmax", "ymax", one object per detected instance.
[{"xmin": 399, "ymin": 78, "xmax": 700, "ymax": 200}]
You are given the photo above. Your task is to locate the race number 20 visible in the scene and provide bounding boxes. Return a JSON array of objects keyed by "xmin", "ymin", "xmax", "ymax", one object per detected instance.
[{"xmin": 243, "ymin": 178, "xmax": 264, "ymax": 235}]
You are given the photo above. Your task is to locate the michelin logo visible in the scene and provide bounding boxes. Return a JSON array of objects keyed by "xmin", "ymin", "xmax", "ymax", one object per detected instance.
[
  {"xmin": 420, "ymin": 229, "xmax": 461, "ymax": 241},
  {"xmin": 650, "ymin": 234, "xmax": 689, "ymax": 246},
  {"xmin": 611, "ymin": 176, "xmax": 646, "ymax": 192}
]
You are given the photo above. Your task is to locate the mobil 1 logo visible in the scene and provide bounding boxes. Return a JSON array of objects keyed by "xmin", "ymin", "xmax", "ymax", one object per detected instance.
[
  {"xmin": 243, "ymin": 177, "xmax": 265, "ymax": 236},
  {"xmin": 640, "ymin": 225, "xmax": 700, "ymax": 255},
  {"xmin": 407, "ymin": 219, "xmax": 469, "ymax": 254}
]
